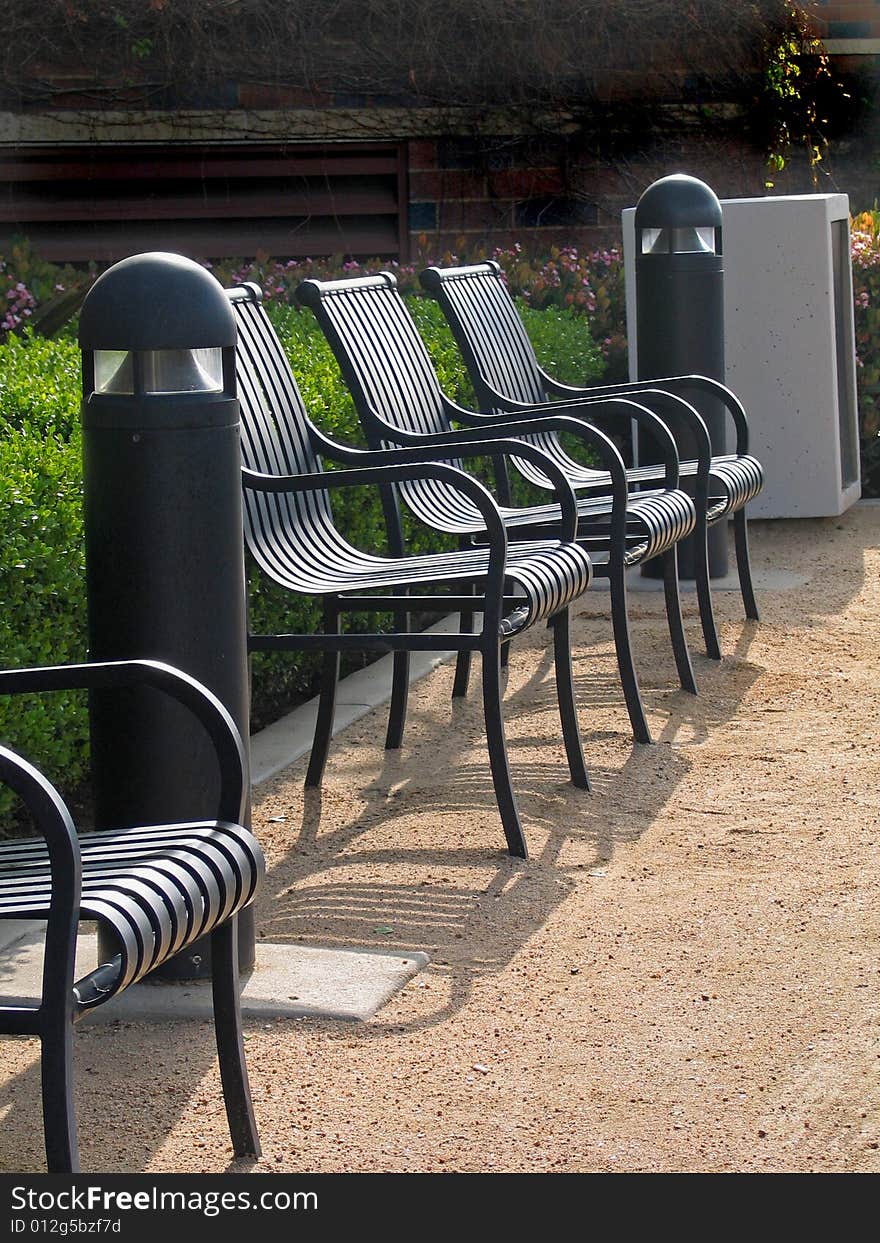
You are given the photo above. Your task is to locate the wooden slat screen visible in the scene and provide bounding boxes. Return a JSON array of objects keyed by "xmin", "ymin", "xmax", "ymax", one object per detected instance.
[{"xmin": 0, "ymin": 142, "xmax": 409, "ymax": 262}]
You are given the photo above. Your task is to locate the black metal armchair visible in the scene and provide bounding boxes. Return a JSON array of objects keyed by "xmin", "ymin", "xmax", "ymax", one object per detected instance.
[
  {"xmin": 419, "ymin": 260, "xmax": 764, "ymax": 658},
  {"xmin": 229, "ymin": 282, "xmax": 596, "ymax": 860},
  {"xmin": 0, "ymin": 658, "xmax": 264, "ymax": 1173},
  {"xmin": 295, "ymin": 271, "xmax": 700, "ymax": 746}
]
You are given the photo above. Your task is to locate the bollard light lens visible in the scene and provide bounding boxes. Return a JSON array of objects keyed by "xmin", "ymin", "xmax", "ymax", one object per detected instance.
[
  {"xmin": 95, "ymin": 350, "xmax": 134, "ymax": 394},
  {"xmin": 142, "ymin": 348, "xmax": 223, "ymax": 393},
  {"xmin": 641, "ymin": 226, "xmax": 716, "ymax": 255},
  {"xmin": 94, "ymin": 348, "xmax": 224, "ymax": 395},
  {"xmin": 641, "ymin": 228, "xmax": 668, "ymax": 254},
  {"xmin": 671, "ymin": 226, "xmax": 716, "ymax": 254}
]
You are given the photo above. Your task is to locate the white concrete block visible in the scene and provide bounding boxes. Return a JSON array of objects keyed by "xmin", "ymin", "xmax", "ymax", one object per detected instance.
[{"xmin": 623, "ymin": 193, "xmax": 862, "ymax": 519}]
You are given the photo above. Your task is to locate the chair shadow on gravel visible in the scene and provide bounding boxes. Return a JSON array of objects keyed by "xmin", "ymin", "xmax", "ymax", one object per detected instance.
[
  {"xmin": 3, "ymin": 510, "xmax": 862, "ymax": 1171},
  {"xmin": 0, "ymin": 635, "xmax": 759, "ymax": 1174},
  {"xmin": 0, "ymin": 590, "xmax": 770, "ymax": 1175},
  {"xmin": 0, "ymin": 1014, "xmax": 252, "ymax": 1173},
  {"xmin": 251, "ymin": 610, "xmax": 763, "ymax": 1039}
]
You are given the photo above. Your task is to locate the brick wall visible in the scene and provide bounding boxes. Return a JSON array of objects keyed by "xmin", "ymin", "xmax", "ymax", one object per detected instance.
[
  {"xmin": 403, "ymin": 5, "xmax": 880, "ymax": 259},
  {"xmin": 406, "ymin": 127, "xmax": 828, "ymax": 258},
  {"xmin": 408, "ymin": 136, "xmax": 595, "ymax": 254}
]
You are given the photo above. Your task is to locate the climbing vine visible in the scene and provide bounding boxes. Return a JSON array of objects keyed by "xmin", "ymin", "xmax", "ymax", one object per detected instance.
[
  {"xmin": 759, "ymin": 0, "xmax": 843, "ymax": 186},
  {"xmin": 0, "ymin": 2, "xmax": 821, "ymax": 118},
  {"xmin": 0, "ymin": 3, "xmax": 851, "ymax": 194}
]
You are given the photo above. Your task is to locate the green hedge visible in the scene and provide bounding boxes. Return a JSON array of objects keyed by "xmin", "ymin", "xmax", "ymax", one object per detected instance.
[
  {"xmin": 0, "ymin": 332, "xmax": 89, "ymax": 809},
  {"xmin": 0, "ymin": 292, "xmax": 604, "ymax": 806}
]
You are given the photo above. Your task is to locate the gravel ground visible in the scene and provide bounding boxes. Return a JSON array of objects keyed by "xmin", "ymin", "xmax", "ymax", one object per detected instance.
[{"xmin": 1, "ymin": 506, "xmax": 878, "ymax": 1174}]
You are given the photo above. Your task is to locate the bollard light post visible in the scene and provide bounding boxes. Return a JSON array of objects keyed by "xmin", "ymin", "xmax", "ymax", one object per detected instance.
[
  {"xmin": 634, "ymin": 173, "xmax": 728, "ymax": 578},
  {"xmin": 79, "ymin": 251, "xmax": 254, "ymax": 978}
]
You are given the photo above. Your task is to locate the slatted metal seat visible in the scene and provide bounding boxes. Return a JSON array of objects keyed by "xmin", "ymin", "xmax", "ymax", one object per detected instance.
[
  {"xmin": 296, "ymin": 272, "xmax": 700, "ymax": 746},
  {"xmin": 229, "ymin": 281, "xmax": 596, "ymax": 860},
  {"xmin": 419, "ymin": 259, "xmax": 765, "ymax": 658},
  {"xmin": 0, "ymin": 659, "xmax": 264, "ymax": 1173}
]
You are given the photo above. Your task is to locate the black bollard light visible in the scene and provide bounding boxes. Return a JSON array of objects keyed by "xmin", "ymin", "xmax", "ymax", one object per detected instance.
[
  {"xmin": 79, "ymin": 252, "xmax": 254, "ymax": 978},
  {"xmin": 634, "ymin": 173, "xmax": 728, "ymax": 578}
]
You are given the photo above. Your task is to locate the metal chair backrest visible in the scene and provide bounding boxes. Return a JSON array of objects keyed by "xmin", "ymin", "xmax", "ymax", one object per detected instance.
[
  {"xmin": 421, "ymin": 260, "xmax": 546, "ymax": 407},
  {"xmin": 296, "ymin": 272, "xmax": 489, "ymax": 532},
  {"xmin": 227, "ymin": 284, "xmax": 354, "ymax": 589},
  {"xmin": 297, "ymin": 272, "xmax": 454, "ymax": 441},
  {"xmin": 419, "ymin": 260, "xmax": 573, "ymax": 489},
  {"xmin": 298, "ymin": 269, "xmax": 571, "ymax": 500}
]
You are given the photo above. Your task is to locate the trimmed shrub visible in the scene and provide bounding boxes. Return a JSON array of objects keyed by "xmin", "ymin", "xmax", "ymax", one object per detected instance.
[
  {"xmin": 0, "ymin": 329, "xmax": 81, "ymax": 438},
  {"xmin": 0, "ymin": 332, "xmax": 89, "ymax": 813},
  {"xmin": 0, "ymin": 424, "xmax": 89, "ymax": 811},
  {"xmin": 0, "ymin": 286, "xmax": 605, "ymax": 797}
]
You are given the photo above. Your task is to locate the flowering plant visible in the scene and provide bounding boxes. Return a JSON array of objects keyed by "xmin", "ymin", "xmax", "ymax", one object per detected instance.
[
  {"xmin": 850, "ymin": 211, "xmax": 880, "ymax": 494},
  {"xmin": 1, "ymin": 267, "xmax": 36, "ymax": 333},
  {"xmin": 482, "ymin": 243, "xmax": 627, "ymax": 379}
]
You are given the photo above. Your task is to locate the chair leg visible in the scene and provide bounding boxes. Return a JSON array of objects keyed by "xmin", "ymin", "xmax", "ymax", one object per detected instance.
[
  {"xmin": 663, "ymin": 547, "xmax": 698, "ymax": 694},
  {"xmin": 695, "ymin": 509, "xmax": 722, "ymax": 660},
  {"xmin": 481, "ymin": 642, "xmax": 528, "ymax": 858},
  {"xmin": 210, "ymin": 918, "xmax": 261, "ymax": 1158},
  {"xmin": 452, "ymin": 598, "xmax": 474, "ymax": 699},
  {"xmin": 386, "ymin": 651, "xmax": 409, "ymax": 749},
  {"xmin": 41, "ymin": 1018, "xmax": 78, "ymax": 1173},
  {"xmin": 608, "ymin": 560, "xmax": 653, "ymax": 744},
  {"xmin": 305, "ymin": 605, "xmax": 340, "ymax": 789},
  {"xmin": 733, "ymin": 508, "xmax": 760, "ymax": 621},
  {"xmin": 386, "ymin": 595, "xmax": 410, "ymax": 750},
  {"xmin": 551, "ymin": 609, "xmax": 590, "ymax": 790},
  {"xmin": 305, "ymin": 648, "xmax": 339, "ymax": 788}
]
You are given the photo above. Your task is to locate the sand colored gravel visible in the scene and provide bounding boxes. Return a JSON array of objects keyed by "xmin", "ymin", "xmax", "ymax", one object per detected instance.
[{"xmin": 0, "ymin": 507, "xmax": 878, "ymax": 1173}]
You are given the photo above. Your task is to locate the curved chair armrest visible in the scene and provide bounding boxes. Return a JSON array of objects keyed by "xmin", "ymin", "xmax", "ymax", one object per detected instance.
[
  {"xmin": 309, "ymin": 431, "xmax": 581, "ymax": 541},
  {"xmin": 540, "ymin": 369, "xmax": 751, "ymax": 456},
  {"xmin": 382, "ymin": 414, "xmax": 630, "ymax": 566},
  {"xmin": 245, "ymin": 430, "xmax": 581, "ymax": 541},
  {"xmin": 432, "ymin": 397, "xmax": 675, "ymax": 492},
  {"xmin": 0, "ymin": 661, "xmax": 247, "ymax": 826},
  {"xmin": 517, "ymin": 396, "xmax": 682, "ymax": 488},
  {"xmin": 0, "ymin": 746, "xmax": 80, "ymax": 1024},
  {"xmin": 501, "ymin": 380, "xmax": 712, "ymax": 485},
  {"xmin": 243, "ymin": 460, "xmax": 510, "ymax": 557},
  {"xmin": 526, "ymin": 375, "xmax": 712, "ymax": 462},
  {"xmin": 316, "ymin": 414, "xmax": 631, "ymax": 558},
  {"xmin": 311, "ymin": 398, "xmax": 629, "ymax": 500}
]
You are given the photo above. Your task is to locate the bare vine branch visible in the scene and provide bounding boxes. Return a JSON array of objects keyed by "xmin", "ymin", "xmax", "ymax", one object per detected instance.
[{"xmin": 0, "ymin": 1, "xmax": 792, "ymax": 114}]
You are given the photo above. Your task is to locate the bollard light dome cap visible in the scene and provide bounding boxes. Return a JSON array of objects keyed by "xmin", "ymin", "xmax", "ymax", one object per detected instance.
[
  {"xmin": 79, "ymin": 252, "xmax": 236, "ymax": 350},
  {"xmin": 634, "ymin": 174, "xmax": 722, "ymax": 229}
]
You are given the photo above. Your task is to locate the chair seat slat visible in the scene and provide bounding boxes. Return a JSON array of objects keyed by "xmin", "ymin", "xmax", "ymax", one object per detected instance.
[{"xmin": 0, "ymin": 820, "xmax": 263, "ymax": 1005}]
